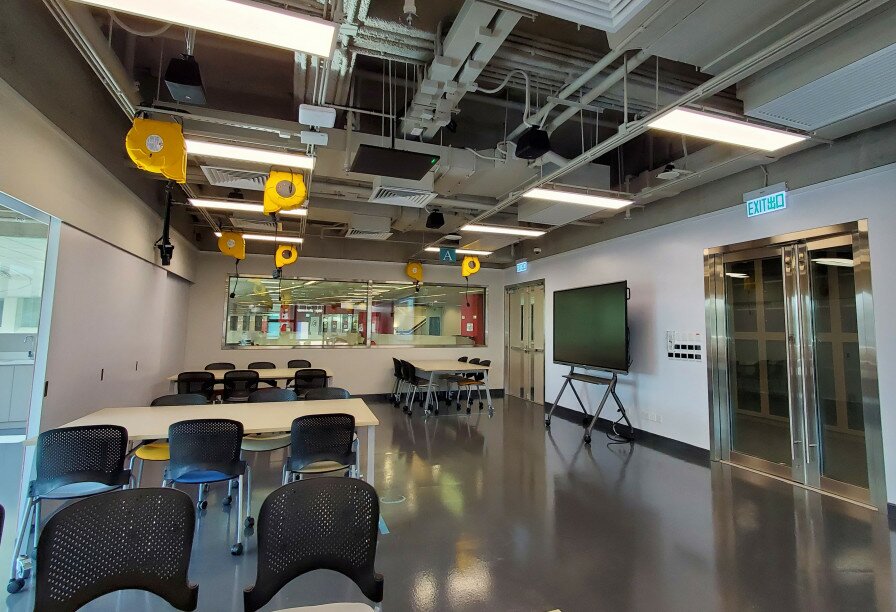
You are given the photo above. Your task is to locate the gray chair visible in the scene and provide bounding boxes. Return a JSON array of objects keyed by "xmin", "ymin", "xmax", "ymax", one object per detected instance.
[
  {"xmin": 205, "ymin": 362, "xmax": 236, "ymax": 371},
  {"xmin": 303, "ymin": 387, "xmax": 350, "ymax": 401}
]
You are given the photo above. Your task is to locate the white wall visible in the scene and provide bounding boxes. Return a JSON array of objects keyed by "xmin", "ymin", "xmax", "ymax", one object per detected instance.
[
  {"xmin": 513, "ymin": 164, "xmax": 896, "ymax": 502},
  {"xmin": 184, "ymin": 253, "xmax": 505, "ymax": 395},
  {"xmin": 0, "ymin": 77, "xmax": 197, "ymax": 282},
  {"xmin": 41, "ymin": 224, "xmax": 190, "ymax": 430}
]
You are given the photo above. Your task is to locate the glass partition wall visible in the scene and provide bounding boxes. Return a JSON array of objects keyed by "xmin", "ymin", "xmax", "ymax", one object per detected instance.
[{"xmin": 224, "ymin": 276, "xmax": 487, "ymax": 348}]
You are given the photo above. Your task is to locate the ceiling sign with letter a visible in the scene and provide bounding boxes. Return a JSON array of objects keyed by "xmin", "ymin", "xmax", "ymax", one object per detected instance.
[{"xmin": 439, "ymin": 247, "xmax": 457, "ymax": 263}]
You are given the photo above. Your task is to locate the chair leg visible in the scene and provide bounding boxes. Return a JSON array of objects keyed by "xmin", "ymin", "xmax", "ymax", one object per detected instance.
[
  {"xmin": 231, "ymin": 475, "xmax": 244, "ymax": 555},
  {"xmin": 244, "ymin": 465, "xmax": 254, "ymax": 529},
  {"xmin": 197, "ymin": 482, "xmax": 208, "ymax": 511},
  {"xmin": 135, "ymin": 457, "xmax": 145, "ymax": 488},
  {"xmin": 30, "ymin": 500, "xmax": 41, "ymax": 556},
  {"xmin": 7, "ymin": 498, "xmax": 36, "ymax": 592},
  {"xmin": 281, "ymin": 463, "xmax": 289, "ymax": 486}
]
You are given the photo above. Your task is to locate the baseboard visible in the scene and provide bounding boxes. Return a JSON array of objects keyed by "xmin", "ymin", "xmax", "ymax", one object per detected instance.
[{"xmin": 545, "ymin": 402, "xmax": 710, "ymax": 466}]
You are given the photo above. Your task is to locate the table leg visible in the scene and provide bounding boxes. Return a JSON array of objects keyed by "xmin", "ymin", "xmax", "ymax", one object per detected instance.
[
  {"xmin": 423, "ymin": 370, "xmax": 436, "ymax": 415},
  {"xmin": 483, "ymin": 370, "xmax": 494, "ymax": 413},
  {"xmin": 365, "ymin": 425, "xmax": 376, "ymax": 487}
]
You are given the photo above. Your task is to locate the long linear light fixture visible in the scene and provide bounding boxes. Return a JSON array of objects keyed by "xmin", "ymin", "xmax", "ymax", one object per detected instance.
[
  {"xmin": 461, "ymin": 224, "xmax": 546, "ymax": 237},
  {"xmin": 214, "ymin": 232, "xmax": 303, "ymax": 244},
  {"xmin": 424, "ymin": 247, "xmax": 493, "ymax": 256},
  {"xmin": 185, "ymin": 139, "xmax": 315, "ymax": 170},
  {"xmin": 69, "ymin": 0, "xmax": 337, "ymax": 57},
  {"xmin": 190, "ymin": 198, "xmax": 307, "ymax": 216},
  {"xmin": 647, "ymin": 108, "xmax": 808, "ymax": 152},
  {"xmin": 523, "ymin": 188, "xmax": 632, "ymax": 209}
]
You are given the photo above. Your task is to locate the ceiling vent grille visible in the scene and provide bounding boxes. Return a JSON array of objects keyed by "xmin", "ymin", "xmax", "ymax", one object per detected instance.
[
  {"xmin": 232, "ymin": 218, "xmax": 277, "ymax": 232},
  {"xmin": 368, "ymin": 186, "xmax": 436, "ymax": 208},
  {"xmin": 200, "ymin": 166, "xmax": 268, "ymax": 191},
  {"xmin": 344, "ymin": 228, "xmax": 394, "ymax": 240},
  {"xmin": 496, "ymin": 0, "xmax": 650, "ymax": 33},
  {"xmin": 745, "ymin": 43, "xmax": 896, "ymax": 131},
  {"xmin": 345, "ymin": 213, "xmax": 393, "ymax": 240}
]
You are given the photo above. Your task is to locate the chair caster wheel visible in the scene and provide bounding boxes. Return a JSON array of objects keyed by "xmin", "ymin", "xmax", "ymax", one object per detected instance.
[
  {"xmin": 230, "ymin": 543, "xmax": 244, "ymax": 556},
  {"xmin": 197, "ymin": 500, "xmax": 208, "ymax": 510},
  {"xmin": 479, "ymin": 402, "xmax": 484, "ymax": 410},
  {"xmin": 222, "ymin": 495, "xmax": 232, "ymax": 507},
  {"xmin": 584, "ymin": 434, "xmax": 592, "ymax": 444},
  {"xmin": 582, "ymin": 417, "xmax": 591, "ymax": 427},
  {"xmin": 545, "ymin": 419, "xmax": 551, "ymax": 428},
  {"xmin": 466, "ymin": 407, "xmax": 471, "ymax": 414},
  {"xmin": 7, "ymin": 578, "xmax": 25, "ymax": 594},
  {"xmin": 434, "ymin": 409, "xmax": 439, "ymax": 415},
  {"xmin": 244, "ymin": 516, "xmax": 255, "ymax": 528}
]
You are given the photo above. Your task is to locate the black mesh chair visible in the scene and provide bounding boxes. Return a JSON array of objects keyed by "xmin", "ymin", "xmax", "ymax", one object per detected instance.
[
  {"xmin": 285, "ymin": 359, "xmax": 312, "ymax": 388},
  {"xmin": 8, "ymin": 425, "xmax": 131, "ymax": 593},
  {"xmin": 390, "ymin": 357, "xmax": 404, "ymax": 406},
  {"xmin": 129, "ymin": 394, "xmax": 209, "ymax": 487},
  {"xmin": 441, "ymin": 356, "xmax": 470, "ymax": 406},
  {"xmin": 248, "ymin": 361, "xmax": 278, "ymax": 388},
  {"xmin": 400, "ymin": 360, "xmax": 437, "ymax": 415},
  {"xmin": 205, "ymin": 362, "xmax": 236, "ymax": 371},
  {"xmin": 176, "ymin": 371, "xmax": 215, "ymax": 401},
  {"xmin": 456, "ymin": 359, "xmax": 491, "ymax": 414},
  {"xmin": 223, "ymin": 370, "xmax": 260, "ymax": 403},
  {"xmin": 304, "ymin": 387, "xmax": 351, "ymax": 401},
  {"xmin": 248, "ymin": 388, "xmax": 298, "ymax": 403},
  {"xmin": 283, "ymin": 414, "xmax": 357, "ymax": 483},
  {"xmin": 34, "ymin": 488, "xmax": 198, "ymax": 611},
  {"xmin": 293, "ymin": 368, "xmax": 328, "ymax": 398},
  {"xmin": 244, "ymin": 478, "xmax": 383, "ymax": 612},
  {"xmin": 164, "ymin": 419, "xmax": 251, "ymax": 555}
]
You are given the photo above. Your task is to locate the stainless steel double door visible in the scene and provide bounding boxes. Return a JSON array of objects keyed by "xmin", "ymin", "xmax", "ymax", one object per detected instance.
[
  {"xmin": 706, "ymin": 223, "xmax": 885, "ymax": 508},
  {"xmin": 506, "ymin": 282, "xmax": 545, "ymax": 403}
]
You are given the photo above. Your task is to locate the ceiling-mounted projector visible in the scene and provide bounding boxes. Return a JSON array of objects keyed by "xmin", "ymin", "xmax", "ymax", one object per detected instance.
[
  {"xmin": 515, "ymin": 125, "xmax": 551, "ymax": 160},
  {"xmin": 165, "ymin": 54, "xmax": 206, "ymax": 105}
]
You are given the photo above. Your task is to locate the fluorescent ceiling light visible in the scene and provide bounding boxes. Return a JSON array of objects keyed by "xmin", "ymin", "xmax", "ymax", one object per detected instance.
[
  {"xmin": 214, "ymin": 232, "xmax": 303, "ymax": 244},
  {"xmin": 190, "ymin": 198, "xmax": 307, "ymax": 216},
  {"xmin": 460, "ymin": 224, "xmax": 546, "ymax": 237},
  {"xmin": 424, "ymin": 247, "xmax": 493, "ymax": 256},
  {"xmin": 185, "ymin": 139, "xmax": 315, "ymax": 169},
  {"xmin": 647, "ymin": 108, "xmax": 808, "ymax": 152},
  {"xmin": 522, "ymin": 188, "xmax": 632, "ymax": 209},
  {"xmin": 70, "ymin": 0, "xmax": 336, "ymax": 57},
  {"xmin": 813, "ymin": 258, "xmax": 854, "ymax": 267}
]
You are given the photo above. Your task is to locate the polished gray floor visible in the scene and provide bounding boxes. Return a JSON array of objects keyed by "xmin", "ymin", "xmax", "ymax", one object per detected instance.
[{"xmin": 3, "ymin": 397, "xmax": 894, "ymax": 611}]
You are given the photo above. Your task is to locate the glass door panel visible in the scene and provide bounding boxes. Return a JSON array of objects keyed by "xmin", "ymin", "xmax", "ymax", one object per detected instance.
[
  {"xmin": 724, "ymin": 253, "xmax": 794, "ymax": 471},
  {"xmin": 807, "ymin": 241, "xmax": 870, "ymax": 496},
  {"xmin": 506, "ymin": 287, "xmax": 526, "ymax": 399}
]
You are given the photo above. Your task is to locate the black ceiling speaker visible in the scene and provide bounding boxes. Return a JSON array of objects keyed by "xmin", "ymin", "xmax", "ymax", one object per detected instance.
[
  {"xmin": 165, "ymin": 54, "xmax": 207, "ymax": 105},
  {"xmin": 515, "ymin": 125, "xmax": 551, "ymax": 160},
  {"xmin": 426, "ymin": 210, "xmax": 445, "ymax": 229}
]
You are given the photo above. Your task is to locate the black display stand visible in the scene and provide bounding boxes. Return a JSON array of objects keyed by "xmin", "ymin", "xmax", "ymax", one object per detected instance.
[{"xmin": 544, "ymin": 366, "xmax": 634, "ymax": 444}]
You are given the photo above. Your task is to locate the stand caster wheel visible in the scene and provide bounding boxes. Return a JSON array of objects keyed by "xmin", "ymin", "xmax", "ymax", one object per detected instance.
[
  {"xmin": 7, "ymin": 579, "xmax": 25, "ymax": 594},
  {"xmin": 584, "ymin": 434, "xmax": 592, "ymax": 444},
  {"xmin": 244, "ymin": 517, "xmax": 255, "ymax": 528},
  {"xmin": 230, "ymin": 543, "xmax": 243, "ymax": 556},
  {"xmin": 222, "ymin": 496, "xmax": 232, "ymax": 507},
  {"xmin": 197, "ymin": 500, "xmax": 208, "ymax": 510}
]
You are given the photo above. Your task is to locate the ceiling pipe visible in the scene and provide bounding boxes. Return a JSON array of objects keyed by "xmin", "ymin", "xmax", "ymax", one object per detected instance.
[
  {"xmin": 418, "ymin": 0, "xmax": 884, "ymax": 256},
  {"xmin": 504, "ymin": 0, "xmax": 680, "ymax": 141}
]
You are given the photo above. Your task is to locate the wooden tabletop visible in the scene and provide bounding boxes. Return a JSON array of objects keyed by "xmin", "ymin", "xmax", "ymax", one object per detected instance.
[
  {"xmin": 26, "ymin": 399, "xmax": 378, "ymax": 445},
  {"xmin": 407, "ymin": 360, "xmax": 490, "ymax": 373},
  {"xmin": 167, "ymin": 368, "xmax": 330, "ymax": 382}
]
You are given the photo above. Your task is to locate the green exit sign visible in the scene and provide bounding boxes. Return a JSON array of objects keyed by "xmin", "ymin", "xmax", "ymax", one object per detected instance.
[{"xmin": 745, "ymin": 182, "xmax": 787, "ymax": 218}]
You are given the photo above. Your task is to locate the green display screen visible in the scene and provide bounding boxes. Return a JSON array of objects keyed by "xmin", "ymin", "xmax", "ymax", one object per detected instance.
[{"xmin": 553, "ymin": 281, "xmax": 629, "ymax": 372}]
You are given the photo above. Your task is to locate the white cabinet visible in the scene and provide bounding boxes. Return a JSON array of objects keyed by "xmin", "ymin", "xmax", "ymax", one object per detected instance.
[{"xmin": 0, "ymin": 363, "xmax": 34, "ymax": 424}]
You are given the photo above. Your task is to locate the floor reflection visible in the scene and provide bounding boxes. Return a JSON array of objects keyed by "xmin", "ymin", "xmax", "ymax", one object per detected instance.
[{"xmin": 2, "ymin": 395, "xmax": 893, "ymax": 611}]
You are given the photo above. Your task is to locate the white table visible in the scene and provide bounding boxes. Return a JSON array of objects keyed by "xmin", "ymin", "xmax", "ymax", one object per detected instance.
[
  {"xmin": 406, "ymin": 359, "xmax": 493, "ymax": 416},
  {"xmin": 26, "ymin": 398, "xmax": 379, "ymax": 485}
]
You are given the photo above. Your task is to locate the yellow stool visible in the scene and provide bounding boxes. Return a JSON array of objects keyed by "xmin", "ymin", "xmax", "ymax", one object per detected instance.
[{"xmin": 129, "ymin": 442, "xmax": 170, "ymax": 486}]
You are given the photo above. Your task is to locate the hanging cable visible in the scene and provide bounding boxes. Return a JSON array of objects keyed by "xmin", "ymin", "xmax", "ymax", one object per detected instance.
[
  {"xmin": 474, "ymin": 70, "xmax": 535, "ymax": 127},
  {"xmin": 108, "ymin": 11, "xmax": 172, "ymax": 37}
]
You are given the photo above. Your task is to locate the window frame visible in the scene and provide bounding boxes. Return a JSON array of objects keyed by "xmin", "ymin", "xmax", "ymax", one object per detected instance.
[{"xmin": 221, "ymin": 274, "xmax": 488, "ymax": 349}]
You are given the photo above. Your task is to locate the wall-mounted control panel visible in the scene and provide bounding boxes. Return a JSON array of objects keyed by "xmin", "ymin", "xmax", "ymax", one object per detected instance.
[{"xmin": 666, "ymin": 331, "xmax": 703, "ymax": 361}]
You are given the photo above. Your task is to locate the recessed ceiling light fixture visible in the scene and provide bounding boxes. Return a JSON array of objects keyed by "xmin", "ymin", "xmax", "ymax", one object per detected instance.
[
  {"xmin": 214, "ymin": 231, "xmax": 303, "ymax": 244},
  {"xmin": 647, "ymin": 108, "xmax": 809, "ymax": 152},
  {"xmin": 522, "ymin": 187, "xmax": 633, "ymax": 209},
  {"xmin": 461, "ymin": 224, "xmax": 546, "ymax": 237},
  {"xmin": 185, "ymin": 139, "xmax": 315, "ymax": 169},
  {"xmin": 69, "ymin": 0, "xmax": 337, "ymax": 57},
  {"xmin": 189, "ymin": 198, "xmax": 307, "ymax": 216},
  {"xmin": 424, "ymin": 247, "xmax": 493, "ymax": 256}
]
